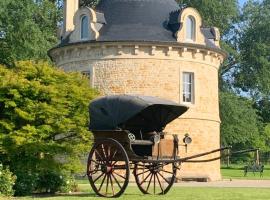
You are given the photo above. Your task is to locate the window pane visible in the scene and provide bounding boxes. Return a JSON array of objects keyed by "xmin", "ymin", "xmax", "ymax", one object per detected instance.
[
  {"xmin": 81, "ymin": 15, "xmax": 89, "ymax": 39},
  {"xmin": 186, "ymin": 16, "xmax": 195, "ymax": 41},
  {"xmin": 182, "ymin": 72, "xmax": 194, "ymax": 103}
]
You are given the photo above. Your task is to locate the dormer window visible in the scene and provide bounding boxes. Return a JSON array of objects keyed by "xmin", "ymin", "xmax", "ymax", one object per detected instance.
[
  {"xmin": 186, "ymin": 16, "xmax": 195, "ymax": 41},
  {"xmin": 81, "ymin": 15, "xmax": 89, "ymax": 39}
]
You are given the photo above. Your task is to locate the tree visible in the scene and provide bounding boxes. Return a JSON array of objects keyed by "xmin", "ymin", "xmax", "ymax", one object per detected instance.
[
  {"xmin": 0, "ymin": 61, "xmax": 97, "ymax": 176},
  {"xmin": 233, "ymin": 0, "xmax": 270, "ymax": 101},
  {"xmin": 220, "ymin": 91, "xmax": 262, "ymax": 149},
  {"xmin": 177, "ymin": 0, "xmax": 239, "ymax": 35},
  {"xmin": 0, "ymin": 0, "xmax": 60, "ymax": 66},
  {"xmin": 80, "ymin": 0, "xmax": 100, "ymax": 8}
]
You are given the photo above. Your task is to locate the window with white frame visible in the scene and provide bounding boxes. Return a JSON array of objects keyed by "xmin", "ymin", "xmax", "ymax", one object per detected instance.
[
  {"xmin": 182, "ymin": 72, "xmax": 194, "ymax": 103},
  {"xmin": 186, "ymin": 16, "xmax": 195, "ymax": 41},
  {"xmin": 81, "ymin": 15, "xmax": 89, "ymax": 39}
]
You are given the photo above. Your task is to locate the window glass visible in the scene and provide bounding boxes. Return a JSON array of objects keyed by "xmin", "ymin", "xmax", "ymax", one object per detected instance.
[
  {"xmin": 186, "ymin": 16, "xmax": 195, "ymax": 41},
  {"xmin": 183, "ymin": 72, "xmax": 194, "ymax": 103},
  {"xmin": 81, "ymin": 15, "xmax": 89, "ymax": 39}
]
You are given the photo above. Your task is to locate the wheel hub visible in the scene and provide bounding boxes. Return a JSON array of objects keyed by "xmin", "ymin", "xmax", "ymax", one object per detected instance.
[{"xmin": 101, "ymin": 164, "xmax": 113, "ymax": 174}]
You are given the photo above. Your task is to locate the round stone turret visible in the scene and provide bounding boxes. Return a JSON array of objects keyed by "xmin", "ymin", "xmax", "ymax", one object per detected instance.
[{"xmin": 49, "ymin": 0, "xmax": 226, "ymax": 181}]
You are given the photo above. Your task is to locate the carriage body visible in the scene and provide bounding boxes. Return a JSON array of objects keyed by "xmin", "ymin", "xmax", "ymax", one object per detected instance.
[
  {"xmin": 87, "ymin": 95, "xmax": 189, "ymax": 197},
  {"xmin": 89, "ymin": 95, "xmax": 188, "ymax": 161},
  {"xmin": 91, "ymin": 130, "xmax": 178, "ymax": 161}
]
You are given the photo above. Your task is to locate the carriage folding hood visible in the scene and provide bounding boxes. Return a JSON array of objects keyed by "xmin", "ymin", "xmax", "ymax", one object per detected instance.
[{"xmin": 89, "ymin": 95, "xmax": 189, "ymax": 132}]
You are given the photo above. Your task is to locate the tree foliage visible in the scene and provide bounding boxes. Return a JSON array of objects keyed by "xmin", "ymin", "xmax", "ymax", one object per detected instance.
[
  {"xmin": 220, "ymin": 91, "xmax": 261, "ymax": 149},
  {"xmin": 79, "ymin": 0, "xmax": 100, "ymax": 8},
  {"xmin": 234, "ymin": 0, "xmax": 270, "ymax": 99},
  {"xmin": 177, "ymin": 0, "xmax": 239, "ymax": 35},
  {"xmin": 0, "ymin": 61, "xmax": 97, "ymax": 174},
  {"xmin": 0, "ymin": 0, "xmax": 60, "ymax": 66}
]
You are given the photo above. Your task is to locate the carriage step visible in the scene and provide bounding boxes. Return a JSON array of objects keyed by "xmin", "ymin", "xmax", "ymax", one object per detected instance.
[{"xmin": 131, "ymin": 140, "xmax": 153, "ymax": 145}]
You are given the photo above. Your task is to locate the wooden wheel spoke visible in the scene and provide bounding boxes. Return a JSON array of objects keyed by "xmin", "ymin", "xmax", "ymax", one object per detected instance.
[
  {"xmin": 153, "ymin": 173, "xmax": 156, "ymax": 194},
  {"xmin": 139, "ymin": 171, "xmax": 151, "ymax": 186},
  {"xmin": 89, "ymin": 159, "xmax": 102, "ymax": 166},
  {"xmin": 109, "ymin": 174, "xmax": 115, "ymax": 195},
  {"xmin": 89, "ymin": 168, "xmax": 100, "ymax": 175},
  {"xmin": 106, "ymin": 174, "xmax": 109, "ymax": 195},
  {"xmin": 136, "ymin": 169, "xmax": 151, "ymax": 176},
  {"xmin": 113, "ymin": 171, "xmax": 126, "ymax": 180},
  {"xmin": 107, "ymin": 145, "xmax": 111, "ymax": 158},
  {"xmin": 111, "ymin": 173, "xmax": 122, "ymax": 189},
  {"xmin": 111, "ymin": 160, "xmax": 118, "ymax": 167},
  {"xmin": 146, "ymin": 173, "xmax": 153, "ymax": 192},
  {"xmin": 156, "ymin": 173, "xmax": 164, "ymax": 193},
  {"xmin": 93, "ymin": 172, "xmax": 105, "ymax": 183},
  {"xmin": 94, "ymin": 149, "xmax": 105, "ymax": 164},
  {"xmin": 157, "ymin": 172, "xmax": 170, "ymax": 184},
  {"xmin": 98, "ymin": 173, "xmax": 107, "ymax": 192},
  {"xmin": 101, "ymin": 144, "xmax": 109, "ymax": 163},
  {"xmin": 160, "ymin": 169, "xmax": 174, "ymax": 175},
  {"xmin": 105, "ymin": 145, "xmax": 112, "ymax": 162},
  {"xmin": 109, "ymin": 150, "xmax": 118, "ymax": 163}
]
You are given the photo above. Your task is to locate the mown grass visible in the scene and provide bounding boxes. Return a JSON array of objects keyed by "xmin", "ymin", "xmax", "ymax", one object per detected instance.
[
  {"xmin": 3, "ymin": 186, "xmax": 270, "ymax": 200},
  {"xmin": 221, "ymin": 164, "xmax": 270, "ymax": 180},
  {"xmin": 3, "ymin": 165, "xmax": 270, "ymax": 200}
]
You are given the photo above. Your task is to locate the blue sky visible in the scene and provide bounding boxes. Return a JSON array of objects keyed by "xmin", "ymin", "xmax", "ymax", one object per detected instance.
[{"xmin": 238, "ymin": 0, "xmax": 247, "ymax": 7}]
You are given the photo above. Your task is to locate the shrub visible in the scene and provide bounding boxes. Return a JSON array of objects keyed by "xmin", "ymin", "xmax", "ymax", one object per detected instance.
[
  {"xmin": 13, "ymin": 170, "xmax": 79, "ymax": 196},
  {"xmin": 36, "ymin": 171, "xmax": 64, "ymax": 193},
  {"xmin": 0, "ymin": 61, "xmax": 97, "ymax": 186},
  {"xmin": 0, "ymin": 61, "xmax": 97, "ymax": 195},
  {"xmin": 36, "ymin": 171, "xmax": 79, "ymax": 194},
  {"xmin": 13, "ymin": 171, "xmax": 38, "ymax": 196},
  {"xmin": 0, "ymin": 163, "xmax": 16, "ymax": 196},
  {"xmin": 60, "ymin": 174, "xmax": 78, "ymax": 193}
]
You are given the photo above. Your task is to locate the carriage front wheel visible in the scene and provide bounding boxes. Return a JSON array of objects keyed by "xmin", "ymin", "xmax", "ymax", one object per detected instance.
[
  {"xmin": 133, "ymin": 161, "xmax": 177, "ymax": 195},
  {"xmin": 87, "ymin": 138, "xmax": 130, "ymax": 197}
]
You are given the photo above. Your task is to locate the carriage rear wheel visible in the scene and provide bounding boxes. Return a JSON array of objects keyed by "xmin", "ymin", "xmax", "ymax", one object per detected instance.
[
  {"xmin": 87, "ymin": 138, "xmax": 130, "ymax": 197},
  {"xmin": 133, "ymin": 161, "xmax": 177, "ymax": 195}
]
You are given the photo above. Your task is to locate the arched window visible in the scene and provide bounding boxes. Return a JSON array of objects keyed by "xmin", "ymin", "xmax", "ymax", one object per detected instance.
[
  {"xmin": 81, "ymin": 15, "xmax": 89, "ymax": 39},
  {"xmin": 186, "ymin": 16, "xmax": 195, "ymax": 41}
]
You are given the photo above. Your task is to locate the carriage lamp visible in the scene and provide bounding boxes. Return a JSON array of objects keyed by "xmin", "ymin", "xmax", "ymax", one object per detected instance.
[
  {"xmin": 183, "ymin": 134, "xmax": 192, "ymax": 153},
  {"xmin": 183, "ymin": 134, "xmax": 192, "ymax": 145}
]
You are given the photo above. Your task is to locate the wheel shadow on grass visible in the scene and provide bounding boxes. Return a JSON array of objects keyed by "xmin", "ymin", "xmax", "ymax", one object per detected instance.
[{"xmin": 32, "ymin": 192, "xmax": 142, "ymax": 198}]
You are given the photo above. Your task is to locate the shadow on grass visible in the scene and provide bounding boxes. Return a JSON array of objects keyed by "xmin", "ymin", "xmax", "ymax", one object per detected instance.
[
  {"xmin": 31, "ymin": 193, "xmax": 96, "ymax": 198},
  {"xmin": 31, "ymin": 192, "xmax": 142, "ymax": 198}
]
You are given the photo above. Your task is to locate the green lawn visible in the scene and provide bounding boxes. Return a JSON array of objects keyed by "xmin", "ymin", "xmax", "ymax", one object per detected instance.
[
  {"xmin": 3, "ymin": 186, "xmax": 270, "ymax": 200},
  {"xmin": 3, "ymin": 165, "xmax": 270, "ymax": 200},
  {"xmin": 221, "ymin": 164, "xmax": 270, "ymax": 180}
]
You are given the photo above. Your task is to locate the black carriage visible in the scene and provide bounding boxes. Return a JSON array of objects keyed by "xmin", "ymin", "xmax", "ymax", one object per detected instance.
[{"xmin": 86, "ymin": 95, "xmax": 227, "ymax": 197}]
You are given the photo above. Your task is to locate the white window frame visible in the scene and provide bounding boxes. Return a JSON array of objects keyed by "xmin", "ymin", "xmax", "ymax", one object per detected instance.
[
  {"xmin": 185, "ymin": 15, "xmax": 196, "ymax": 42},
  {"xmin": 182, "ymin": 72, "xmax": 195, "ymax": 104}
]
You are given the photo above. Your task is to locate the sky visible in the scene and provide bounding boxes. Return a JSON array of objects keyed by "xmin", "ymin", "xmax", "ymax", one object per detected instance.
[{"xmin": 238, "ymin": 0, "xmax": 247, "ymax": 7}]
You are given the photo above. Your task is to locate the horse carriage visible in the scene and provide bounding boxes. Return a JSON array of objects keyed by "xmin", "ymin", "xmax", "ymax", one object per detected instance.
[{"xmin": 86, "ymin": 95, "xmax": 229, "ymax": 197}]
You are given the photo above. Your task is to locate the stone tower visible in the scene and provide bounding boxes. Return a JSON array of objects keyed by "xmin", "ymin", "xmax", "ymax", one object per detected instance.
[{"xmin": 49, "ymin": 0, "xmax": 226, "ymax": 181}]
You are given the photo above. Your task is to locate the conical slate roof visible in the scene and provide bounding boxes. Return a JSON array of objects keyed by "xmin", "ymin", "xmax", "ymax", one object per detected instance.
[{"xmin": 95, "ymin": 0, "xmax": 180, "ymax": 42}]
